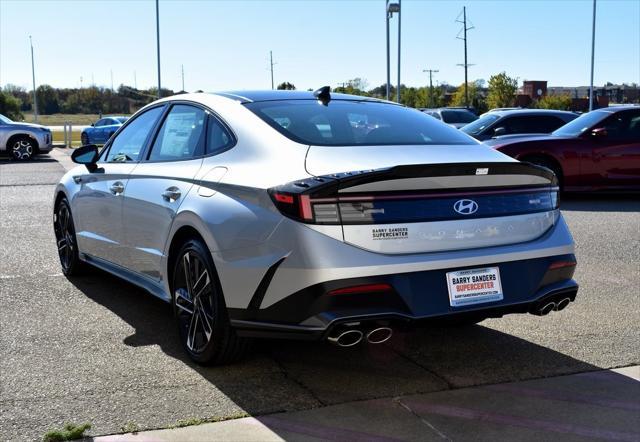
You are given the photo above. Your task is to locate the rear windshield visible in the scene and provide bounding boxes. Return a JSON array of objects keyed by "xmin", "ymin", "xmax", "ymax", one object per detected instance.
[
  {"xmin": 245, "ymin": 100, "xmax": 477, "ymax": 146},
  {"xmin": 460, "ymin": 114, "xmax": 500, "ymax": 135},
  {"xmin": 441, "ymin": 110, "xmax": 478, "ymax": 124}
]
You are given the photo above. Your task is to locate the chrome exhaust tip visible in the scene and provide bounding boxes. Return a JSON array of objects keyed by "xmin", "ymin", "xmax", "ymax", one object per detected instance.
[
  {"xmin": 327, "ymin": 329, "xmax": 363, "ymax": 347},
  {"xmin": 536, "ymin": 301, "xmax": 556, "ymax": 316},
  {"xmin": 366, "ymin": 327, "xmax": 393, "ymax": 344},
  {"xmin": 555, "ymin": 297, "xmax": 571, "ymax": 311}
]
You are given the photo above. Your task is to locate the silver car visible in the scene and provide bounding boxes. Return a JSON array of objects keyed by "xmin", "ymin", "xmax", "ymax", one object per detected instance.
[
  {"xmin": 0, "ymin": 113, "xmax": 53, "ymax": 160},
  {"xmin": 54, "ymin": 90, "xmax": 578, "ymax": 365}
]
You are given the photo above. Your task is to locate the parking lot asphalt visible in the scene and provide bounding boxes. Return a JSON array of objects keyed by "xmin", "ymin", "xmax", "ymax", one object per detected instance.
[{"xmin": 1, "ymin": 149, "xmax": 638, "ymax": 441}]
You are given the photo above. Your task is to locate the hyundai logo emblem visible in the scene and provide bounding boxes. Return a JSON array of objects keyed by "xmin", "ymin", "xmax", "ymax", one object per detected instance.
[{"xmin": 453, "ymin": 199, "xmax": 479, "ymax": 215}]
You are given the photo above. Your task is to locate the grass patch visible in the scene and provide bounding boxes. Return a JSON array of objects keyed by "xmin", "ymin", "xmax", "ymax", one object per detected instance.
[
  {"xmin": 43, "ymin": 422, "xmax": 91, "ymax": 442},
  {"xmin": 23, "ymin": 113, "xmax": 102, "ymax": 126},
  {"xmin": 120, "ymin": 421, "xmax": 140, "ymax": 434},
  {"xmin": 51, "ymin": 130, "xmax": 82, "ymax": 146},
  {"xmin": 171, "ymin": 412, "xmax": 250, "ymax": 429}
]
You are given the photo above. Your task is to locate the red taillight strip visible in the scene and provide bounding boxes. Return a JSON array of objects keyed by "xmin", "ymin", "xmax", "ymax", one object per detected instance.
[
  {"xmin": 548, "ymin": 261, "xmax": 577, "ymax": 270},
  {"xmin": 328, "ymin": 283, "xmax": 393, "ymax": 296},
  {"xmin": 315, "ymin": 186, "xmax": 559, "ymax": 203},
  {"xmin": 299, "ymin": 195, "xmax": 313, "ymax": 220}
]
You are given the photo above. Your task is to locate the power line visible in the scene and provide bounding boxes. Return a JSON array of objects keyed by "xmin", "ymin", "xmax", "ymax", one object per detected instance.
[{"xmin": 456, "ymin": 6, "xmax": 475, "ymax": 109}]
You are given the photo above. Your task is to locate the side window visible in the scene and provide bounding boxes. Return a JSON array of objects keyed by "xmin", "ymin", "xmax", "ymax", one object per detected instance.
[
  {"xmin": 105, "ymin": 106, "xmax": 164, "ymax": 162},
  {"xmin": 148, "ymin": 105, "xmax": 206, "ymax": 161},
  {"xmin": 206, "ymin": 115, "xmax": 234, "ymax": 155},
  {"xmin": 94, "ymin": 119, "xmax": 106, "ymax": 127},
  {"xmin": 540, "ymin": 116, "xmax": 566, "ymax": 132},
  {"xmin": 602, "ymin": 110, "xmax": 640, "ymax": 140}
]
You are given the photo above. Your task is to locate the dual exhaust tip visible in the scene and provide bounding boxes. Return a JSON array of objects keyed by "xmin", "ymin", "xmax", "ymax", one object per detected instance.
[
  {"xmin": 327, "ymin": 326, "xmax": 393, "ymax": 347},
  {"xmin": 533, "ymin": 296, "xmax": 572, "ymax": 316}
]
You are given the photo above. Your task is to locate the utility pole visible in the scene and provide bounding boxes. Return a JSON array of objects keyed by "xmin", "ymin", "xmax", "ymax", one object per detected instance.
[
  {"xmin": 269, "ymin": 51, "xmax": 276, "ymax": 90},
  {"xmin": 181, "ymin": 64, "xmax": 185, "ymax": 91},
  {"xmin": 456, "ymin": 6, "xmax": 475, "ymax": 109},
  {"xmin": 29, "ymin": 36, "xmax": 38, "ymax": 123},
  {"xmin": 396, "ymin": 0, "xmax": 401, "ymax": 103},
  {"xmin": 110, "ymin": 69, "xmax": 114, "ymax": 91},
  {"xmin": 589, "ymin": 0, "xmax": 597, "ymax": 111},
  {"xmin": 134, "ymin": 70, "xmax": 137, "ymax": 89},
  {"xmin": 423, "ymin": 69, "xmax": 439, "ymax": 107},
  {"xmin": 155, "ymin": 0, "xmax": 161, "ymax": 98}
]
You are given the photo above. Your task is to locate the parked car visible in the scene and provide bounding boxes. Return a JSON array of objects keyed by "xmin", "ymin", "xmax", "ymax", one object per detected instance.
[
  {"xmin": 461, "ymin": 109, "xmax": 578, "ymax": 141},
  {"xmin": 81, "ymin": 116, "xmax": 128, "ymax": 145},
  {"xmin": 485, "ymin": 106, "xmax": 640, "ymax": 192},
  {"xmin": 422, "ymin": 107, "xmax": 478, "ymax": 128},
  {"xmin": 0, "ymin": 113, "xmax": 52, "ymax": 160},
  {"xmin": 55, "ymin": 90, "xmax": 578, "ymax": 365}
]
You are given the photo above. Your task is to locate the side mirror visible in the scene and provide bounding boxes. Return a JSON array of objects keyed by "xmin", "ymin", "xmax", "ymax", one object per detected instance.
[
  {"xmin": 493, "ymin": 126, "xmax": 506, "ymax": 136},
  {"xmin": 71, "ymin": 144, "xmax": 99, "ymax": 172},
  {"xmin": 591, "ymin": 127, "xmax": 607, "ymax": 138},
  {"xmin": 91, "ymin": 123, "xmax": 95, "ymax": 127}
]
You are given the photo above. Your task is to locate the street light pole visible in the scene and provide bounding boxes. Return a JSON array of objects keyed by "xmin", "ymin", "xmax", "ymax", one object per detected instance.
[
  {"xmin": 29, "ymin": 36, "xmax": 38, "ymax": 123},
  {"xmin": 181, "ymin": 64, "xmax": 185, "ymax": 91},
  {"xmin": 589, "ymin": 0, "xmax": 597, "ymax": 111},
  {"xmin": 155, "ymin": 0, "xmax": 161, "ymax": 99},
  {"xmin": 396, "ymin": 0, "xmax": 401, "ymax": 103},
  {"xmin": 386, "ymin": 1, "xmax": 400, "ymax": 102}
]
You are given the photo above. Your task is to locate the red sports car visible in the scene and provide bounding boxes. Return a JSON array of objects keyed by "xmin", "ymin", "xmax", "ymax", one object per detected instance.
[{"xmin": 484, "ymin": 106, "xmax": 640, "ymax": 192}]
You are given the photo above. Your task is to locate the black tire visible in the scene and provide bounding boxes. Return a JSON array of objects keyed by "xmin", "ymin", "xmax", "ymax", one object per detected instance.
[
  {"xmin": 10, "ymin": 136, "xmax": 35, "ymax": 161},
  {"xmin": 81, "ymin": 132, "xmax": 89, "ymax": 146},
  {"xmin": 53, "ymin": 197, "xmax": 87, "ymax": 276},
  {"xmin": 172, "ymin": 238, "xmax": 250, "ymax": 365},
  {"xmin": 524, "ymin": 155, "xmax": 563, "ymax": 190}
]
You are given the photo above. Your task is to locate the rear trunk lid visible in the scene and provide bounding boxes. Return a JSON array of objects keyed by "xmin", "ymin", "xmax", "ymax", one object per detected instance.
[{"xmin": 271, "ymin": 145, "xmax": 559, "ymax": 255}]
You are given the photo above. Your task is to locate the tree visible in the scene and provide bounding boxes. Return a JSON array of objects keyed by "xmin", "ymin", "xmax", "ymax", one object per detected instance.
[
  {"xmin": 276, "ymin": 82, "xmax": 296, "ymax": 90},
  {"xmin": 0, "ymin": 90, "xmax": 23, "ymax": 120},
  {"xmin": 535, "ymin": 94, "xmax": 573, "ymax": 110},
  {"xmin": 449, "ymin": 80, "xmax": 486, "ymax": 112},
  {"xmin": 486, "ymin": 72, "xmax": 518, "ymax": 109},
  {"xmin": 36, "ymin": 84, "xmax": 60, "ymax": 114}
]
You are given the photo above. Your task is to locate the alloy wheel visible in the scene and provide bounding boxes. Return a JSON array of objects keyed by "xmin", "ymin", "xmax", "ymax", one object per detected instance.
[
  {"xmin": 174, "ymin": 251, "xmax": 215, "ymax": 353},
  {"xmin": 54, "ymin": 203, "xmax": 75, "ymax": 271},
  {"xmin": 12, "ymin": 139, "xmax": 33, "ymax": 160}
]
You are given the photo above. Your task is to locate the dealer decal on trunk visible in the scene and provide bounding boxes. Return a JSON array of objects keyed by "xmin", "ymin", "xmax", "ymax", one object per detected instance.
[{"xmin": 372, "ymin": 227, "xmax": 409, "ymax": 240}]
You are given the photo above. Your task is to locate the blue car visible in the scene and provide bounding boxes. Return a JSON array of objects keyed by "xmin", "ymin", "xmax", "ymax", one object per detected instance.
[{"xmin": 81, "ymin": 116, "xmax": 128, "ymax": 145}]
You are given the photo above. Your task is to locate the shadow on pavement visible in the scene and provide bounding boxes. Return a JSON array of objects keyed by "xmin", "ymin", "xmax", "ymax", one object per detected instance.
[{"xmin": 65, "ymin": 265, "xmax": 638, "ymax": 441}]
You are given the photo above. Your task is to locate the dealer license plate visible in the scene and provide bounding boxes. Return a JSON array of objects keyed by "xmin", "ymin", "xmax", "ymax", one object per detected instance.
[{"xmin": 446, "ymin": 267, "xmax": 503, "ymax": 307}]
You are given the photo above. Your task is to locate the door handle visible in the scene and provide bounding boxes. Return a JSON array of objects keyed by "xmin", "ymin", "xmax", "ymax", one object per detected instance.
[
  {"xmin": 162, "ymin": 186, "xmax": 181, "ymax": 202},
  {"xmin": 110, "ymin": 181, "xmax": 125, "ymax": 195}
]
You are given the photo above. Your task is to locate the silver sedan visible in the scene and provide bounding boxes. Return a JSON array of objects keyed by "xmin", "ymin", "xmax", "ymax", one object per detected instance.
[
  {"xmin": 0, "ymin": 113, "xmax": 53, "ymax": 160},
  {"xmin": 53, "ymin": 89, "xmax": 578, "ymax": 365}
]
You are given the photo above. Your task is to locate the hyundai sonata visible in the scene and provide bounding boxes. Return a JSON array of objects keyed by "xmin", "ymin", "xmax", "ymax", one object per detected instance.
[{"xmin": 54, "ymin": 89, "xmax": 578, "ymax": 365}]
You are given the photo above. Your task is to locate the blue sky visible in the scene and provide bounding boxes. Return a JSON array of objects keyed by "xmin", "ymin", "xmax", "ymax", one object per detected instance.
[{"xmin": 1, "ymin": 0, "xmax": 638, "ymax": 92}]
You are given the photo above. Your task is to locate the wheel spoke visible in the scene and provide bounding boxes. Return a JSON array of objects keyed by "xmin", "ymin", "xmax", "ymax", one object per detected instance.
[
  {"xmin": 57, "ymin": 238, "xmax": 67, "ymax": 251},
  {"xmin": 182, "ymin": 253, "xmax": 193, "ymax": 295},
  {"xmin": 192, "ymin": 269, "xmax": 210, "ymax": 300},
  {"xmin": 186, "ymin": 308, "xmax": 200, "ymax": 351},
  {"xmin": 198, "ymin": 302, "xmax": 213, "ymax": 340},
  {"xmin": 174, "ymin": 288, "xmax": 194, "ymax": 315}
]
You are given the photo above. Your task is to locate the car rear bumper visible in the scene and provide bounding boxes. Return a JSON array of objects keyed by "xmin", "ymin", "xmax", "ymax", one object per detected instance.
[{"xmin": 228, "ymin": 251, "xmax": 578, "ymax": 340}]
